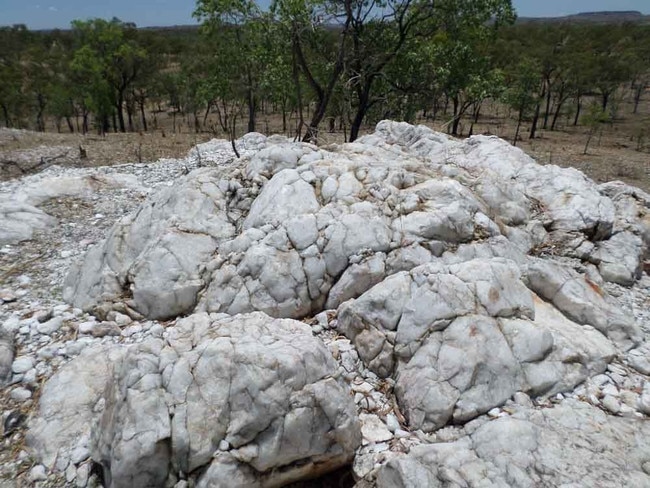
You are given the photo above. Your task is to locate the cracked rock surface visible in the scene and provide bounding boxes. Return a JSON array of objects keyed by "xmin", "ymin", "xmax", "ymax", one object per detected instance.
[
  {"xmin": 28, "ymin": 312, "xmax": 360, "ymax": 488},
  {"xmin": 2, "ymin": 121, "xmax": 650, "ymax": 487},
  {"xmin": 375, "ymin": 398, "xmax": 650, "ymax": 488}
]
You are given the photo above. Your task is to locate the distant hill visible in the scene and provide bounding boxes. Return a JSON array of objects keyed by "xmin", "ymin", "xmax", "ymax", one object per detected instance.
[{"xmin": 517, "ymin": 10, "xmax": 650, "ymax": 25}]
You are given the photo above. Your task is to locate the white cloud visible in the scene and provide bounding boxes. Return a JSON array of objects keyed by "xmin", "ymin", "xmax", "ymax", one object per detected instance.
[{"xmin": 48, "ymin": 5, "xmax": 58, "ymax": 11}]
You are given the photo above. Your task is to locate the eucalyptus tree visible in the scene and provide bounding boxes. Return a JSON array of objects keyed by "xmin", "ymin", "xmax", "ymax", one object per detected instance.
[
  {"xmin": 0, "ymin": 25, "xmax": 31, "ymax": 127},
  {"xmin": 70, "ymin": 18, "xmax": 147, "ymax": 133},
  {"xmin": 194, "ymin": 0, "xmax": 274, "ymax": 133},
  {"xmin": 502, "ymin": 57, "xmax": 539, "ymax": 146},
  {"xmin": 341, "ymin": 0, "xmax": 515, "ymax": 141}
]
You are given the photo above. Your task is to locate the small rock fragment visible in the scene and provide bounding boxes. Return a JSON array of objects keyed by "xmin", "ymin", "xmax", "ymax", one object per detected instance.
[
  {"xmin": 29, "ymin": 464, "xmax": 47, "ymax": 482},
  {"xmin": 360, "ymin": 413, "xmax": 393, "ymax": 445},
  {"xmin": 601, "ymin": 395, "xmax": 621, "ymax": 415},
  {"xmin": 12, "ymin": 356, "xmax": 34, "ymax": 374}
]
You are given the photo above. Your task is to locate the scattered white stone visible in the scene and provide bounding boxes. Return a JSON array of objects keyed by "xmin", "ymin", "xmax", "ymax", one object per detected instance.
[
  {"xmin": 34, "ymin": 310, "xmax": 53, "ymax": 323},
  {"xmin": 121, "ymin": 324, "xmax": 142, "ymax": 337},
  {"xmin": 487, "ymin": 408, "xmax": 500, "ymax": 418},
  {"xmin": 3, "ymin": 315, "xmax": 21, "ymax": 333},
  {"xmin": 628, "ymin": 354, "xmax": 650, "ymax": 376},
  {"xmin": 385, "ymin": 413, "xmax": 400, "ymax": 433},
  {"xmin": 602, "ymin": 395, "xmax": 621, "ymax": 414},
  {"xmin": 591, "ymin": 374, "xmax": 610, "ymax": 387},
  {"xmin": 394, "ymin": 428, "xmax": 410, "ymax": 439},
  {"xmin": 112, "ymin": 313, "xmax": 132, "ymax": 327},
  {"xmin": 352, "ymin": 381, "xmax": 374, "ymax": 395},
  {"xmin": 29, "ymin": 464, "xmax": 47, "ymax": 482},
  {"xmin": 16, "ymin": 275, "xmax": 31, "ymax": 286},
  {"xmin": 10, "ymin": 387, "xmax": 32, "ymax": 401},
  {"xmin": 638, "ymin": 384, "xmax": 650, "ymax": 415},
  {"xmin": 12, "ymin": 355, "xmax": 34, "ymax": 373},
  {"xmin": 0, "ymin": 289, "xmax": 17, "ymax": 302},
  {"xmin": 360, "ymin": 413, "xmax": 393, "ymax": 445},
  {"xmin": 513, "ymin": 391, "xmax": 534, "ymax": 408},
  {"xmin": 77, "ymin": 321, "xmax": 96, "ymax": 334},
  {"xmin": 602, "ymin": 383, "xmax": 620, "ymax": 397},
  {"xmin": 22, "ymin": 368, "xmax": 37, "ymax": 384},
  {"xmin": 76, "ymin": 463, "xmax": 90, "ymax": 488},
  {"xmin": 71, "ymin": 446, "xmax": 90, "ymax": 465},
  {"xmin": 52, "ymin": 304, "xmax": 69, "ymax": 314},
  {"xmin": 65, "ymin": 463, "xmax": 77, "ymax": 483},
  {"xmin": 608, "ymin": 373, "xmax": 625, "ymax": 386},
  {"xmin": 36, "ymin": 316, "xmax": 64, "ymax": 335},
  {"xmin": 607, "ymin": 364, "xmax": 627, "ymax": 376}
]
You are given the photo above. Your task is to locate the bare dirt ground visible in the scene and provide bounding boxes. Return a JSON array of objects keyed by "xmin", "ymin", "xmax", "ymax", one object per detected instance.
[
  {"xmin": 0, "ymin": 127, "xmax": 214, "ymax": 181},
  {"xmin": 460, "ymin": 97, "xmax": 650, "ymax": 193},
  {"xmin": 2, "ymin": 95, "xmax": 649, "ymax": 192}
]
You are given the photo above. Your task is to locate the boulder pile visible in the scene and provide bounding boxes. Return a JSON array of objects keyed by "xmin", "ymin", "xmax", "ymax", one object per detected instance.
[{"xmin": 2, "ymin": 122, "xmax": 649, "ymax": 487}]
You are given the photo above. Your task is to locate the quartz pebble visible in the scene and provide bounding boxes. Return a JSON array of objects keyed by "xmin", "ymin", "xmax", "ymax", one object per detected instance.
[{"xmin": 29, "ymin": 465, "xmax": 47, "ymax": 482}]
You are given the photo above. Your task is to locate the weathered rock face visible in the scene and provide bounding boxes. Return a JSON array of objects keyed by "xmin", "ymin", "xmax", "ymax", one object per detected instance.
[
  {"xmin": 0, "ymin": 200, "xmax": 57, "ymax": 245},
  {"xmin": 376, "ymin": 398, "xmax": 650, "ymax": 488},
  {"xmin": 28, "ymin": 312, "xmax": 360, "ymax": 488},
  {"xmin": 60, "ymin": 121, "xmax": 646, "ymax": 432},
  {"xmin": 64, "ymin": 122, "xmax": 648, "ymax": 324},
  {"xmin": 0, "ymin": 173, "xmax": 142, "ymax": 245},
  {"xmin": 27, "ymin": 346, "xmax": 120, "ymax": 470},
  {"xmin": 337, "ymin": 256, "xmax": 617, "ymax": 431}
]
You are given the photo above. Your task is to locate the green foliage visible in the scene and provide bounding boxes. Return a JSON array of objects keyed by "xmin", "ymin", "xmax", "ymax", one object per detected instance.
[
  {"xmin": 70, "ymin": 18, "xmax": 148, "ymax": 132},
  {"xmin": 1, "ymin": 6, "xmax": 649, "ymax": 145}
]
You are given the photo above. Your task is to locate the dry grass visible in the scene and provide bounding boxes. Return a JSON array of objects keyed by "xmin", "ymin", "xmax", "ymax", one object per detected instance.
[
  {"xmin": 0, "ymin": 128, "xmax": 214, "ymax": 180},
  {"xmin": 453, "ymin": 97, "xmax": 650, "ymax": 192},
  {"xmin": 2, "ymin": 95, "xmax": 649, "ymax": 192}
]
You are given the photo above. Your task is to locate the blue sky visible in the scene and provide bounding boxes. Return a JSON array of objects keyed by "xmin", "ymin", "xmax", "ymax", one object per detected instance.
[{"xmin": 1, "ymin": 0, "xmax": 650, "ymax": 30}]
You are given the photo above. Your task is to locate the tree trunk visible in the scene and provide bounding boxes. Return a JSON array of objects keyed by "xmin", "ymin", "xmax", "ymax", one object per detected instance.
[
  {"xmin": 293, "ymin": 18, "xmax": 349, "ymax": 143},
  {"xmin": 194, "ymin": 111, "xmax": 200, "ymax": 133},
  {"xmin": 451, "ymin": 95, "xmax": 460, "ymax": 136},
  {"xmin": 573, "ymin": 96, "xmax": 582, "ymax": 126},
  {"xmin": 291, "ymin": 41, "xmax": 304, "ymax": 140},
  {"xmin": 65, "ymin": 116, "xmax": 74, "ymax": 133},
  {"xmin": 282, "ymin": 100, "xmax": 287, "ymax": 133},
  {"xmin": 127, "ymin": 105, "xmax": 134, "ymax": 132},
  {"xmin": 633, "ymin": 84, "xmax": 644, "ymax": 114},
  {"xmin": 349, "ymin": 82, "xmax": 372, "ymax": 143},
  {"xmin": 140, "ymin": 100, "xmax": 148, "ymax": 132},
  {"xmin": 0, "ymin": 103, "xmax": 10, "ymax": 127},
  {"xmin": 513, "ymin": 108, "xmax": 523, "ymax": 147},
  {"xmin": 36, "ymin": 93, "xmax": 46, "ymax": 132},
  {"xmin": 529, "ymin": 101, "xmax": 541, "ymax": 139},
  {"xmin": 542, "ymin": 83, "xmax": 552, "ymax": 129},
  {"xmin": 247, "ymin": 86, "xmax": 256, "ymax": 133},
  {"xmin": 584, "ymin": 128, "xmax": 594, "ymax": 155},
  {"xmin": 602, "ymin": 91, "xmax": 610, "ymax": 112},
  {"xmin": 528, "ymin": 80, "xmax": 546, "ymax": 140},
  {"xmin": 551, "ymin": 97, "xmax": 565, "ymax": 131},
  {"xmin": 469, "ymin": 102, "xmax": 482, "ymax": 136},
  {"xmin": 203, "ymin": 102, "xmax": 211, "ymax": 127},
  {"xmin": 116, "ymin": 92, "xmax": 126, "ymax": 132}
]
